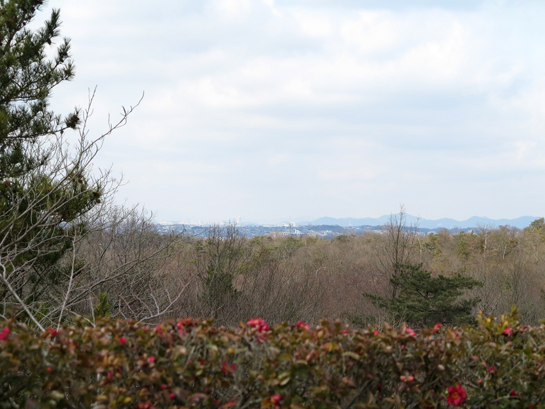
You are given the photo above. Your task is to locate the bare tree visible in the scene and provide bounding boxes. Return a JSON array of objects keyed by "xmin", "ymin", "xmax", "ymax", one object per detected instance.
[
  {"xmin": 373, "ymin": 205, "xmax": 418, "ymax": 298},
  {"xmin": 0, "ymin": 92, "xmax": 188, "ymax": 330}
]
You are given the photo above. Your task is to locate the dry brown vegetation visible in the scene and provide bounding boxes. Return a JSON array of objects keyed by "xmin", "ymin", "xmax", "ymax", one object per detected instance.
[{"xmin": 70, "ymin": 212, "xmax": 545, "ymax": 328}]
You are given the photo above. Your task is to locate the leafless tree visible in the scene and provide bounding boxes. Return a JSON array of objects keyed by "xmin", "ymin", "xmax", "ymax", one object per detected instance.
[
  {"xmin": 0, "ymin": 91, "xmax": 188, "ymax": 330},
  {"xmin": 373, "ymin": 205, "xmax": 418, "ymax": 298}
]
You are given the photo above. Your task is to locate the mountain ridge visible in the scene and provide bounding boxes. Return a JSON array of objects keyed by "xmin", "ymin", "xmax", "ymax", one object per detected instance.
[{"xmin": 296, "ymin": 215, "xmax": 542, "ymax": 229}]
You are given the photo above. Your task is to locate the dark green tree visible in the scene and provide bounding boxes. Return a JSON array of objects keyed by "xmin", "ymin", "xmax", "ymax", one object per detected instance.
[
  {"xmin": 365, "ymin": 264, "xmax": 482, "ymax": 327},
  {"xmin": 0, "ymin": 1, "xmax": 137, "ymax": 329},
  {"xmin": 0, "ymin": 0, "xmax": 80, "ymax": 177}
]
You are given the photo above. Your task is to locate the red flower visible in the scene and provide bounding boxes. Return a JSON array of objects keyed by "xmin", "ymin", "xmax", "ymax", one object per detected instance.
[
  {"xmin": 46, "ymin": 327, "xmax": 59, "ymax": 337},
  {"xmin": 406, "ymin": 328, "xmax": 416, "ymax": 336},
  {"xmin": 487, "ymin": 366, "xmax": 497, "ymax": 374},
  {"xmin": 221, "ymin": 362, "xmax": 236, "ymax": 374},
  {"xmin": 147, "ymin": 356, "xmax": 155, "ymax": 364},
  {"xmin": 296, "ymin": 320, "xmax": 310, "ymax": 329},
  {"xmin": 503, "ymin": 327, "xmax": 513, "ymax": 335},
  {"xmin": 119, "ymin": 336, "xmax": 126, "ymax": 345},
  {"xmin": 154, "ymin": 324, "xmax": 163, "ymax": 335},
  {"xmin": 271, "ymin": 395, "xmax": 282, "ymax": 404},
  {"xmin": 447, "ymin": 384, "xmax": 467, "ymax": 406},
  {"xmin": 107, "ymin": 372, "xmax": 114, "ymax": 379},
  {"xmin": 374, "ymin": 329, "xmax": 379, "ymax": 335},
  {"xmin": 510, "ymin": 390, "xmax": 517, "ymax": 396},
  {"xmin": 432, "ymin": 323, "xmax": 442, "ymax": 333},
  {"xmin": 0, "ymin": 327, "xmax": 10, "ymax": 340},
  {"xmin": 247, "ymin": 318, "xmax": 269, "ymax": 332}
]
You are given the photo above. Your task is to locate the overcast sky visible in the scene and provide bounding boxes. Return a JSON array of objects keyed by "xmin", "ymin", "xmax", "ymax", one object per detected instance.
[{"xmin": 38, "ymin": 0, "xmax": 545, "ymax": 223}]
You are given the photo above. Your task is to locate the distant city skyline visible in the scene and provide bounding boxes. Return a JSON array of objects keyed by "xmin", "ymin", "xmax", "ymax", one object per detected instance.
[{"xmin": 40, "ymin": 0, "xmax": 545, "ymax": 222}]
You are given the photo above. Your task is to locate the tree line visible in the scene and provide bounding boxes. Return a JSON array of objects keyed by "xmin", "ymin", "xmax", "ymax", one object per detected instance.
[{"xmin": 2, "ymin": 1, "xmax": 544, "ymax": 331}]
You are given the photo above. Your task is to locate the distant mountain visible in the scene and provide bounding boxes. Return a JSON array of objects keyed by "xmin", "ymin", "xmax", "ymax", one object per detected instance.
[{"xmin": 298, "ymin": 215, "xmax": 542, "ymax": 230}]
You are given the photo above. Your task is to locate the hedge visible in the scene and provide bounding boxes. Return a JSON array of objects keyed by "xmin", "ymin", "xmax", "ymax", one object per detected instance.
[{"xmin": 0, "ymin": 307, "xmax": 543, "ymax": 408}]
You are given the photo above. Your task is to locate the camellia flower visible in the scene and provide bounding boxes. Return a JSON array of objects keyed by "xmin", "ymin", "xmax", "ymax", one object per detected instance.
[
  {"xmin": 503, "ymin": 327, "xmax": 513, "ymax": 335},
  {"xmin": 0, "ymin": 327, "xmax": 10, "ymax": 340},
  {"xmin": 296, "ymin": 321, "xmax": 310, "ymax": 330},
  {"xmin": 270, "ymin": 394, "xmax": 282, "ymax": 408},
  {"xmin": 247, "ymin": 318, "xmax": 269, "ymax": 332},
  {"xmin": 221, "ymin": 362, "xmax": 237, "ymax": 374},
  {"xmin": 271, "ymin": 395, "xmax": 282, "ymax": 404},
  {"xmin": 447, "ymin": 384, "xmax": 467, "ymax": 406},
  {"xmin": 45, "ymin": 327, "xmax": 59, "ymax": 337}
]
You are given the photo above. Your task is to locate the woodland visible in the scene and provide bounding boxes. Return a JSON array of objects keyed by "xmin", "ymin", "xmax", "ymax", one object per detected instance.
[
  {"xmin": 1, "ymin": 1, "xmax": 544, "ymax": 332},
  {"xmin": 6, "ymin": 3, "xmax": 545, "ymax": 408}
]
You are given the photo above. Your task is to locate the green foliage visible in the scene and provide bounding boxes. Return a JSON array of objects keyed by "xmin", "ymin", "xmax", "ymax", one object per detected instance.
[
  {"xmin": 529, "ymin": 217, "xmax": 544, "ymax": 231},
  {"xmin": 0, "ymin": 307, "xmax": 544, "ymax": 408},
  {"xmin": 0, "ymin": 0, "xmax": 78, "ymax": 176},
  {"xmin": 93, "ymin": 292, "xmax": 111, "ymax": 319},
  {"xmin": 0, "ymin": 1, "xmax": 105, "ymax": 326},
  {"xmin": 365, "ymin": 263, "xmax": 483, "ymax": 327}
]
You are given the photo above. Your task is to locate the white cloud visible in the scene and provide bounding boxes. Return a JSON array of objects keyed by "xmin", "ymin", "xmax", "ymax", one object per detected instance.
[{"xmin": 41, "ymin": 0, "xmax": 545, "ymax": 221}]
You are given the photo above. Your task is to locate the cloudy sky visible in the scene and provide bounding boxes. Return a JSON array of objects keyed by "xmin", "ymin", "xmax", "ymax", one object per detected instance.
[{"xmin": 38, "ymin": 0, "xmax": 545, "ymax": 223}]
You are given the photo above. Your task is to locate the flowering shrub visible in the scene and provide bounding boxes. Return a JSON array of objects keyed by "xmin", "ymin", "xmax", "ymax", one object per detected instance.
[{"xmin": 0, "ymin": 307, "xmax": 543, "ymax": 408}]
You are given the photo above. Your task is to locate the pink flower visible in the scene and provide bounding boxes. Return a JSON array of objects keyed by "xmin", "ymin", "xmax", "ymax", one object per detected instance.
[
  {"xmin": 296, "ymin": 320, "xmax": 310, "ymax": 330},
  {"xmin": 487, "ymin": 366, "xmax": 497, "ymax": 374},
  {"xmin": 432, "ymin": 323, "xmax": 442, "ymax": 333},
  {"xmin": 503, "ymin": 327, "xmax": 513, "ymax": 335},
  {"xmin": 107, "ymin": 372, "xmax": 113, "ymax": 379},
  {"xmin": 374, "ymin": 329, "xmax": 379, "ymax": 336},
  {"xmin": 406, "ymin": 328, "xmax": 416, "ymax": 336},
  {"xmin": 247, "ymin": 318, "xmax": 269, "ymax": 332},
  {"xmin": 447, "ymin": 384, "xmax": 467, "ymax": 406},
  {"xmin": 154, "ymin": 324, "xmax": 163, "ymax": 335},
  {"xmin": 0, "ymin": 327, "xmax": 10, "ymax": 341},
  {"xmin": 271, "ymin": 395, "xmax": 282, "ymax": 404},
  {"xmin": 147, "ymin": 356, "xmax": 155, "ymax": 364},
  {"xmin": 119, "ymin": 336, "xmax": 126, "ymax": 345},
  {"xmin": 342, "ymin": 329, "xmax": 349, "ymax": 334}
]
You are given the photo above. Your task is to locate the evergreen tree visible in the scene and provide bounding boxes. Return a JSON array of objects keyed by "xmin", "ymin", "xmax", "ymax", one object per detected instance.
[
  {"xmin": 365, "ymin": 264, "xmax": 482, "ymax": 327},
  {"xmin": 0, "ymin": 0, "xmax": 80, "ymax": 175},
  {"xmin": 0, "ymin": 1, "xmax": 103, "ymax": 326}
]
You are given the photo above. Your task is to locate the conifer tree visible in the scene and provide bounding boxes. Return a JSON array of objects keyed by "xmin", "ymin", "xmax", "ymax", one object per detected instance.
[
  {"xmin": 365, "ymin": 264, "xmax": 483, "ymax": 327},
  {"xmin": 0, "ymin": 1, "xmax": 105, "ymax": 327}
]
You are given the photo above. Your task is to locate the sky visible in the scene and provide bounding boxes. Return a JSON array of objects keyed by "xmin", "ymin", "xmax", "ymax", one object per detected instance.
[{"xmin": 36, "ymin": 0, "xmax": 545, "ymax": 224}]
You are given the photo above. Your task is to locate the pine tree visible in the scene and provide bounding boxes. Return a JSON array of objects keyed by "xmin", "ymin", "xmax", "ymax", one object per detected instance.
[
  {"xmin": 365, "ymin": 264, "xmax": 483, "ymax": 327},
  {"xmin": 0, "ymin": 1, "xmax": 103, "ymax": 327},
  {"xmin": 0, "ymin": 0, "xmax": 80, "ymax": 175}
]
